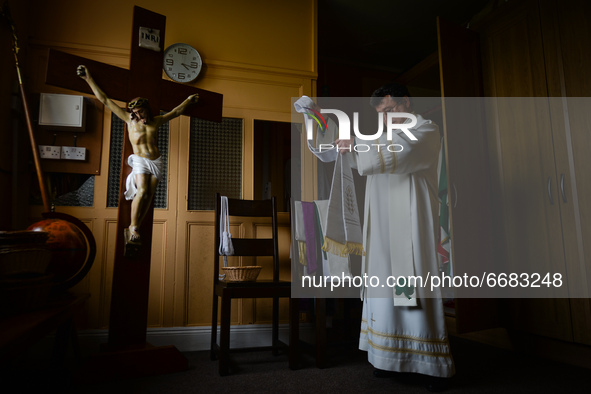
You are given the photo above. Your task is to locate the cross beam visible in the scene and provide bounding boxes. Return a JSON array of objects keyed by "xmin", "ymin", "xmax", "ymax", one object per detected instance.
[{"xmin": 45, "ymin": 50, "xmax": 223, "ymax": 123}]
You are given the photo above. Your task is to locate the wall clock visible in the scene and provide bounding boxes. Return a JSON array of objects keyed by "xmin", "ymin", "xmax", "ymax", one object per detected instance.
[{"xmin": 163, "ymin": 43, "xmax": 202, "ymax": 83}]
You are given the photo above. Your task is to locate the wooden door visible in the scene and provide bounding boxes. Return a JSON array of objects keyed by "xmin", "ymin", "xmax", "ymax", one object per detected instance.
[
  {"xmin": 437, "ymin": 18, "xmax": 498, "ymax": 333},
  {"xmin": 539, "ymin": 0, "xmax": 591, "ymax": 344},
  {"xmin": 478, "ymin": 0, "xmax": 572, "ymax": 341},
  {"xmin": 174, "ymin": 112, "xmax": 293, "ymax": 329}
]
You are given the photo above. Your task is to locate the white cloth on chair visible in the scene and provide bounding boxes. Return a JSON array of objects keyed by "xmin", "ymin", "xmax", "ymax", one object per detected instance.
[
  {"xmin": 219, "ymin": 196, "xmax": 234, "ymax": 258},
  {"xmin": 219, "ymin": 196, "xmax": 233, "ymax": 278}
]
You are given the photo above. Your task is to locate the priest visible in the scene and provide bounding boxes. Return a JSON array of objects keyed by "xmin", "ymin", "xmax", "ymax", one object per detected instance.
[{"xmin": 296, "ymin": 83, "xmax": 454, "ymax": 391}]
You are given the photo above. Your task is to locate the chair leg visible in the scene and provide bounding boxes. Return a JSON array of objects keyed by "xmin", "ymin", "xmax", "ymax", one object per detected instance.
[
  {"xmin": 219, "ymin": 292, "xmax": 231, "ymax": 376},
  {"xmin": 272, "ymin": 296, "xmax": 279, "ymax": 356},
  {"xmin": 210, "ymin": 290, "xmax": 219, "ymax": 361},
  {"xmin": 289, "ymin": 297, "xmax": 300, "ymax": 370},
  {"xmin": 316, "ymin": 298, "xmax": 327, "ymax": 368}
]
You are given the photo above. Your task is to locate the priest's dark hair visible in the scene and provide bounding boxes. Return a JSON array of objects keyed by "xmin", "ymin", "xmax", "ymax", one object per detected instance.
[{"xmin": 370, "ymin": 82, "xmax": 412, "ymax": 108}]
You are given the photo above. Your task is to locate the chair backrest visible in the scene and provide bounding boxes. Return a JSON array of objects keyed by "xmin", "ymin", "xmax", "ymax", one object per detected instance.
[{"xmin": 214, "ymin": 193, "xmax": 280, "ymax": 283}]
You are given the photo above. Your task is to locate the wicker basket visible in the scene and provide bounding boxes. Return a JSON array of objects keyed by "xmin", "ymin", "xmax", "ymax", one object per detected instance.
[{"xmin": 221, "ymin": 266, "xmax": 262, "ymax": 282}]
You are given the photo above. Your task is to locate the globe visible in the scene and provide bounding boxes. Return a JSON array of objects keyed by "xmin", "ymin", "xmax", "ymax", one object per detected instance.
[{"xmin": 27, "ymin": 218, "xmax": 88, "ymax": 285}]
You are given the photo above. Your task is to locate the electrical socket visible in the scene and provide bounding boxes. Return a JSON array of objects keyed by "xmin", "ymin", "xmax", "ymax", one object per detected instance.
[
  {"xmin": 39, "ymin": 145, "xmax": 61, "ymax": 159},
  {"xmin": 61, "ymin": 146, "xmax": 86, "ymax": 161}
]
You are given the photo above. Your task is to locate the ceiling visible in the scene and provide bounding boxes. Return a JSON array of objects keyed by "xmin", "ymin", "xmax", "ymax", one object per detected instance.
[{"xmin": 318, "ymin": 0, "xmax": 492, "ymax": 75}]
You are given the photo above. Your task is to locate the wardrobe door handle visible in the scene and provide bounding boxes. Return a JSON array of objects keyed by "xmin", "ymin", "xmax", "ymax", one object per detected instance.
[
  {"xmin": 547, "ymin": 177, "xmax": 554, "ymax": 205},
  {"xmin": 452, "ymin": 183, "xmax": 458, "ymax": 209},
  {"xmin": 560, "ymin": 174, "xmax": 567, "ymax": 203}
]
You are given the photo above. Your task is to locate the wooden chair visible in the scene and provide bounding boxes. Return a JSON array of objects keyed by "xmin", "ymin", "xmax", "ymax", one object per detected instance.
[{"xmin": 210, "ymin": 193, "xmax": 299, "ymax": 375}]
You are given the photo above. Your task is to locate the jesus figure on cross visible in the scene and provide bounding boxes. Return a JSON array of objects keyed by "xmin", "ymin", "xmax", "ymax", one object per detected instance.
[{"xmin": 77, "ymin": 64, "xmax": 198, "ymax": 243}]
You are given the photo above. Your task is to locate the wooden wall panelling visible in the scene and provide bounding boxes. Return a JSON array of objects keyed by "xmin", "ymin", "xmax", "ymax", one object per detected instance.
[
  {"xmin": 186, "ymin": 221, "xmax": 241, "ymax": 327},
  {"xmin": 68, "ymin": 218, "xmax": 95, "ymax": 329},
  {"xmin": 101, "ymin": 219, "xmax": 119, "ymax": 328},
  {"xmin": 147, "ymin": 220, "xmax": 167, "ymax": 327},
  {"xmin": 437, "ymin": 17, "xmax": 498, "ymax": 333},
  {"xmin": 159, "ymin": 117, "xmax": 181, "ymax": 328}
]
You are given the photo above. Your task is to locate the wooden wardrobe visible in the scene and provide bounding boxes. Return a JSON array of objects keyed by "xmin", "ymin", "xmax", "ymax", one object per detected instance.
[
  {"xmin": 478, "ymin": 0, "xmax": 591, "ymax": 345},
  {"xmin": 400, "ymin": 0, "xmax": 591, "ymax": 357}
]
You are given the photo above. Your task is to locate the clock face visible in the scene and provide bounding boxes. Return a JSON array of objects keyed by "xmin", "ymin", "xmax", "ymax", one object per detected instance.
[{"xmin": 163, "ymin": 43, "xmax": 202, "ymax": 83}]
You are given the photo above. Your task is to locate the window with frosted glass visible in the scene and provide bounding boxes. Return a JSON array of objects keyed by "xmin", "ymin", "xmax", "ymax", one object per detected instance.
[{"xmin": 188, "ymin": 117, "xmax": 243, "ymax": 210}]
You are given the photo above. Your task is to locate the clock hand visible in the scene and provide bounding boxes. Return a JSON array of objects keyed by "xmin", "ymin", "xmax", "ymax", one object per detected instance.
[{"xmin": 181, "ymin": 63, "xmax": 190, "ymax": 70}]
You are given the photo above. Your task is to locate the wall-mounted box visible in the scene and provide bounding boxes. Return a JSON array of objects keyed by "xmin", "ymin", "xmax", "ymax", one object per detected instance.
[
  {"xmin": 34, "ymin": 95, "xmax": 103, "ymax": 175},
  {"xmin": 39, "ymin": 93, "xmax": 86, "ymax": 131}
]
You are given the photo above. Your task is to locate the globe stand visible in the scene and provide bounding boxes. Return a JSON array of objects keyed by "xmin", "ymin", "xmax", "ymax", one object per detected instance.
[{"xmin": 27, "ymin": 211, "xmax": 97, "ymax": 294}]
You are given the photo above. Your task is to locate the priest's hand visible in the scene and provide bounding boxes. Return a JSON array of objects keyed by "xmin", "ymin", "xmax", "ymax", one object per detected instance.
[
  {"xmin": 335, "ymin": 138, "xmax": 354, "ymax": 154},
  {"xmin": 310, "ymin": 102, "xmax": 322, "ymax": 113}
]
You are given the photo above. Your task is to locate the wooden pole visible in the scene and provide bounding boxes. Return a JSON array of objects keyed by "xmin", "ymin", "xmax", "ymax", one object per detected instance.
[{"xmin": 3, "ymin": 3, "xmax": 51, "ymax": 212}]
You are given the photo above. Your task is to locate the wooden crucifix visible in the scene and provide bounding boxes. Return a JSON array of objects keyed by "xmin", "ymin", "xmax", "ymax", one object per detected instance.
[{"xmin": 45, "ymin": 6, "xmax": 222, "ymax": 378}]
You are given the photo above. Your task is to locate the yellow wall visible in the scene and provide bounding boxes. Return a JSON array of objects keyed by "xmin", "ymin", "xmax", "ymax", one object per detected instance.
[
  {"xmin": 28, "ymin": 0, "xmax": 316, "ymax": 74},
  {"xmin": 9, "ymin": 0, "xmax": 317, "ymax": 329}
]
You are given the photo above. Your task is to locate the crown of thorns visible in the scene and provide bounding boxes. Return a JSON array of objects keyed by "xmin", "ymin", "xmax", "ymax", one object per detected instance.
[{"xmin": 128, "ymin": 98, "xmax": 149, "ymax": 109}]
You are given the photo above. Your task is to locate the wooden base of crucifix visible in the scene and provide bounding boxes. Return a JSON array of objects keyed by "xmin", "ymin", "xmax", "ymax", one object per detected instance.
[
  {"xmin": 73, "ymin": 345, "xmax": 188, "ymax": 384},
  {"xmin": 44, "ymin": 6, "xmax": 223, "ymax": 382}
]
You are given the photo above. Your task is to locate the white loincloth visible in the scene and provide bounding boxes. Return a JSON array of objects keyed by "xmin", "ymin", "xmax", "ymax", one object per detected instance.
[{"xmin": 124, "ymin": 154, "xmax": 163, "ymax": 200}]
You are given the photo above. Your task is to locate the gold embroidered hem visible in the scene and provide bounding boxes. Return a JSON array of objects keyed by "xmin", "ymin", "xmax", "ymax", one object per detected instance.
[
  {"xmin": 366, "ymin": 338, "xmax": 451, "ymax": 359},
  {"xmin": 360, "ymin": 325, "xmax": 452, "ymax": 359},
  {"xmin": 359, "ymin": 297, "xmax": 455, "ymax": 378},
  {"xmin": 361, "ymin": 319, "xmax": 450, "ymax": 345},
  {"xmin": 298, "ymin": 241, "xmax": 308, "ymax": 265},
  {"xmin": 321, "ymin": 236, "xmax": 365, "ymax": 257}
]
